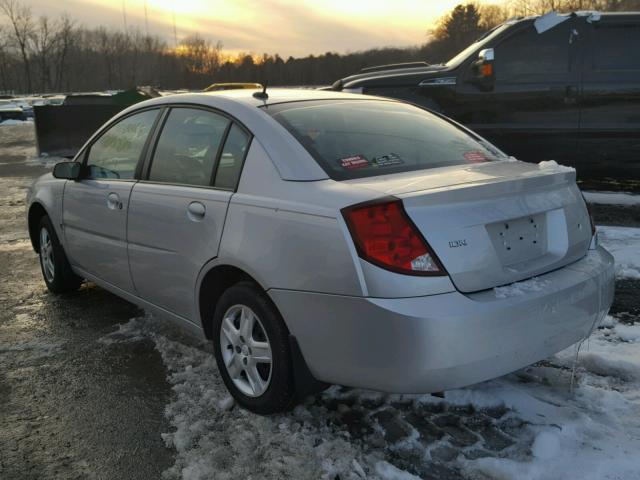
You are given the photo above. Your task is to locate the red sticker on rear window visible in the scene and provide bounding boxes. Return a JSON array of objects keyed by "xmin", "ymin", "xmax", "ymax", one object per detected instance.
[
  {"xmin": 464, "ymin": 151, "xmax": 487, "ymax": 163},
  {"xmin": 339, "ymin": 154, "xmax": 370, "ymax": 170}
]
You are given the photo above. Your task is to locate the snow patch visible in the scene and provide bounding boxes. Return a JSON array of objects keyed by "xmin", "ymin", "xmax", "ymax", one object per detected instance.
[
  {"xmin": 533, "ymin": 12, "xmax": 570, "ymax": 34},
  {"xmin": 537, "ymin": 159, "xmax": 575, "ymax": 173},
  {"xmin": 0, "ymin": 119, "xmax": 32, "ymax": 126},
  {"xmin": 494, "ymin": 277, "xmax": 550, "ymax": 299},
  {"xmin": 531, "ymin": 430, "xmax": 560, "ymax": 460},
  {"xmin": 583, "ymin": 190, "xmax": 640, "ymax": 206},
  {"xmin": 598, "ymin": 226, "xmax": 640, "ymax": 279},
  {"xmin": 375, "ymin": 461, "xmax": 421, "ymax": 480}
]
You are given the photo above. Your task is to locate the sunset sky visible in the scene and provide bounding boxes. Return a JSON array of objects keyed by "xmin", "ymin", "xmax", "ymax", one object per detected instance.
[{"xmin": 21, "ymin": 0, "xmax": 501, "ymax": 57}]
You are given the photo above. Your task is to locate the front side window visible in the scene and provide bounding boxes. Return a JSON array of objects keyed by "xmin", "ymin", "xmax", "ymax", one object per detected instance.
[
  {"xmin": 446, "ymin": 22, "xmax": 512, "ymax": 68},
  {"xmin": 265, "ymin": 100, "xmax": 503, "ymax": 180},
  {"xmin": 148, "ymin": 108, "xmax": 230, "ymax": 186},
  {"xmin": 494, "ymin": 23, "xmax": 570, "ymax": 81},
  {"xmin": 86, "ymin": 109, "xmax": 158, "ymax": 180}
]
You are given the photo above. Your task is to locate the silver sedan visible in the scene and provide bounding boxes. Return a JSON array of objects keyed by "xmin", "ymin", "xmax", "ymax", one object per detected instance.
[{"xmin": 26, "ymin": 89, "xmax": 615, "ymax": 414}]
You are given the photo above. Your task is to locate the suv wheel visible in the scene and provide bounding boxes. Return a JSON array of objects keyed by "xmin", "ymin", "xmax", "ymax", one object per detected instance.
[
  {"xmin": 38, "ymin": 216, "xmax": 82, "ymax": 293},
  {"xmin": 212, "ymin": 282, "xmax": 295, "ymax": 414}
]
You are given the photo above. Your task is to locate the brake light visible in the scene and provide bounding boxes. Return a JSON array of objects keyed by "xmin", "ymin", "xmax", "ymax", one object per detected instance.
[{"xmin": 342, "ymin": 198, "xmax": 446, "ymax": 276}]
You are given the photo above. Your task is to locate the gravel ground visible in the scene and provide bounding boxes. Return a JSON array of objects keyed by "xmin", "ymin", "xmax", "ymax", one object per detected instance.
[{"xmin": 1, "ymin": 123, "xmax": 638, "ymax": 480}]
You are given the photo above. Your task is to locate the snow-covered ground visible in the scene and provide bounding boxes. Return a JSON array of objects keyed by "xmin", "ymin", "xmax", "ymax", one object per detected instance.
[
  {"xmin": 102, "ymin": 313, "xmax": 640, "ymax": 480},
  {"xmin": 0, "ymin": 118, "xmax": 33, "ymax": 126},
  {"xmin": 599, "ymin": 226, "xmax": 640, "ymax": 280},
  {"xmin": 584, "ymin": 191, "xmax": 640, "ymax": 206},
  {"xmin": 99, "ymin": 225, "xmax": 640, "ymax": 480}
]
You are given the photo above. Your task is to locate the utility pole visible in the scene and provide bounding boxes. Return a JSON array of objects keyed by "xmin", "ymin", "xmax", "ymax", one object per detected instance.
[
  {"xmin": 172, "ymin": 2, "xmax": 178, "ymax": 47},
  {"xmin": 144, "ymin": 0, "xmax": 149, "ymax": 37},
  {"xmin": 122, "ymin": 0, "xmax": 128, "ymax": 34}
]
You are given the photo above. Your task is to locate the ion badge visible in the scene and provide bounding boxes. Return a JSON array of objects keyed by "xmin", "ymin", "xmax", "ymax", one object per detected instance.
[
  {"xmin": 464, "ymin": 151, "xmax": 487, "ymax": 163},
  {"xmin": 339, "ymin": 154, "xmax": 370, "ymax": 170}
]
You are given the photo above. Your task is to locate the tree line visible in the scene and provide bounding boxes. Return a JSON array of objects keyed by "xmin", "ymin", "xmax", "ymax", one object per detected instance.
[{"xmin": 0, "ymin": 0, "xmax": 638, "ymax": 94}]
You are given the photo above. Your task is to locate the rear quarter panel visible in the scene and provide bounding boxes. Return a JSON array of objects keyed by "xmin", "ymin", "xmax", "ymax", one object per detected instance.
[{"xmin": 217, "ymin": 139, "xmax": 370, "ymax": 296}]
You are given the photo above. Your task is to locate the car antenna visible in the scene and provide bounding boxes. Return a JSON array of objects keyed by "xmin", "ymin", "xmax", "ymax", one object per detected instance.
[{"xmin": 253, "ymin": 82, "xmax": 268, "ymax": 100}]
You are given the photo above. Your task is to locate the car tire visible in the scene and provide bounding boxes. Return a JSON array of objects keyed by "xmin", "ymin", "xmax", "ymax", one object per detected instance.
[
  {"xmin": 212, "ymin": 281, "xmax": 296, "ymax": 414},
  {"xmin": 37, "ymin": 216, "xmax": 82, "ymax": 294}
]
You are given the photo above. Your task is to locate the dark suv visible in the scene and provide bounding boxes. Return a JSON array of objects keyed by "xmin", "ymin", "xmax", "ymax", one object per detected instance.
[{"xmin": 331, "ymin": 12, "xmax": 640, "ymax": 183}]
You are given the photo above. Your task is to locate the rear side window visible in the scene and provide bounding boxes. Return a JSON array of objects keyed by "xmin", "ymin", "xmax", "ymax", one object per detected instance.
[
  {"xmin": 494, "ymin": 24, "xmax": 570, "ymax": 80},
  {"xmin": 86, "ymin": 109, "xmax": 158, "ymax": 180},
  {"xmin": 149, "ymin": 108, "xmax": 229, "ymax": 186},
  {"xmin": 265, "ymin": 100, "xmax": 502, "ymax": 180},
  {"xmin": 593, "ymin": 24, "xmax": 640, "ymax": 70},
  {"xmin": 213, "ymin": 124, "xmax": 251, "ymax": 190}
]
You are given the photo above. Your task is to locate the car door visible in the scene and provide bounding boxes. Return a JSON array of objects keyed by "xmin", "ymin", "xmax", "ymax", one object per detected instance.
[
  {"xmin": 579, "ymin": 17, "xmax": 640, "ymax": 180},
  {"xmin": 63, "ymin": 108, "xmax": 160, "ymax": 292},
  {"xmin": 454, "ymin": 17, "xmax": 583, "ymax": 164},
  {"xmin": 127, "ymin": 106, "xmax": 251, "ymax": 321}
]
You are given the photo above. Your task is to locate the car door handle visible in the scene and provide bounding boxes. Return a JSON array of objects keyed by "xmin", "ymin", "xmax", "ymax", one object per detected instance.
[
  {"xmin": 187, "ymin": 201, "xmax": 206, "ymax": 220},
  {"xmin": 107, "ymin": 192, "xmax": 123, "ymax": 210}
]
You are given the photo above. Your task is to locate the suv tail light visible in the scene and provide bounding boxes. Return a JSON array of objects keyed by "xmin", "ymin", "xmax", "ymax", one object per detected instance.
[{"xmin": 342, "ymin": 198, "xmax": 446, "ymax": 276}]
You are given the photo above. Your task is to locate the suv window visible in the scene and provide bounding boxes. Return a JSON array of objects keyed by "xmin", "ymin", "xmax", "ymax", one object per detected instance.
[
  {"xmin": 494, "ymin": 24, "xmax": 569, "ymax": 80},
  {"xmin": 149, "ymin": 108, "xmax": 229, "ymax": 186},
  {"xmin": 593, "ymin": 24, "xmax": 640, "ymax": 70},
  {"xmin": 86, "ymin": 109, "xmax": 158, "ymax": 179},
  {"xmin": 213, "ymin": 124, "xmax": 251, "ymax": 190},
  {"xmin": 266, "ymin": 100, "xmax": 503, "ymax": 181}
]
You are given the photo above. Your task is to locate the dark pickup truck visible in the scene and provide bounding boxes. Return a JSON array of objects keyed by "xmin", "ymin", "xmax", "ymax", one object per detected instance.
[{"xmin": 332, "ymin": 12, "xmax": 640, "ymax": 183}]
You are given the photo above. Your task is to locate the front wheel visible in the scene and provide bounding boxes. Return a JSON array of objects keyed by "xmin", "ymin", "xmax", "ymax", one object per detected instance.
[
  {"xmin": 38, "ymin": 216, "xmax": 82, "ymax": 294},
  {"xmin": 212, "ymin": 282, "xmax": 295, "ymax": 414}
]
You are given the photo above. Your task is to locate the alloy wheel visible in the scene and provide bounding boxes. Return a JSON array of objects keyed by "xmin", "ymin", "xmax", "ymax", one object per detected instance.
[
  {"xmin": 219, "ymin": 304, "xmax": 273, "ymax": 397},
  {"xmin": 39, "ymin": 227, "xmax": 55, "ymax": 283}
]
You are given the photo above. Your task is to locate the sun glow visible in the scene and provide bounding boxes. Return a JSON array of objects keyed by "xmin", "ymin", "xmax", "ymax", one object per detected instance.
[{"xmin": 69, "ymin": 0, "xmax": 502, "ymax": 57}]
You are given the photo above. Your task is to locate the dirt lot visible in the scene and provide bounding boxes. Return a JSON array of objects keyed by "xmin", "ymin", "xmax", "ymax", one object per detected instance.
[{"xmin": 1, "ymin": 123, "xmax": 639, "ymax": 480}]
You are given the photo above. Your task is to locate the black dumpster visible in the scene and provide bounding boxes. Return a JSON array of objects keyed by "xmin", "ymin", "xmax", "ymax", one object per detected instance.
[{"xmin": 34, "ymin": 89, "xmax": 156, "ymax": 157}]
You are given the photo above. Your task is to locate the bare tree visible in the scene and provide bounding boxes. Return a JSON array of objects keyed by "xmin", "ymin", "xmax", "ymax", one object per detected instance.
[
  {"xmin": 0, "ymin": 25, "xmax": 9, "ymax": 91},
  {"xmin": 53, "ymin": 14, "xmax": 74, "ymax": 91},
  {"xmin": 0, "ymin": 0, "xmax": 34, "ymax": 92},
  {"xmin": 32, "ymin": 15, "xmax": 59, "ymax": 91}
]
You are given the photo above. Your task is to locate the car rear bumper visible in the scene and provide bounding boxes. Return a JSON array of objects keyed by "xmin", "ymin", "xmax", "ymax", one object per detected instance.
[{"xmin": 269, "ymin": 246, "xmax": 615, "ymax": 393}]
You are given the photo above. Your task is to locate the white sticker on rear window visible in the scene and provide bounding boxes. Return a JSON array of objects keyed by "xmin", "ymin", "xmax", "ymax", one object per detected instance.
[{"xmin": 372, "ymin": 153, "xmax": 404, "ymax": 167}]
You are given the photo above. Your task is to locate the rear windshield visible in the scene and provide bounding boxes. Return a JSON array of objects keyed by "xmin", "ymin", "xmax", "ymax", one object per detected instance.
[{"xmin": 265, "ymin": 100, "xmax": 503, "ymax": 180}]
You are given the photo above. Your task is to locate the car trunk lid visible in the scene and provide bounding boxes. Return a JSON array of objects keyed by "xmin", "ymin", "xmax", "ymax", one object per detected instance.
[{"xmin": 345, "ymin": 161, "xmax": 592, "ymax": 293}]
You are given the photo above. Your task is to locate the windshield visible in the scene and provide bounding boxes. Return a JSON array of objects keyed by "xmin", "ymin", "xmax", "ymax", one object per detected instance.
[
  {"xmin": 445, "ymin": 23, "xmax": 512, "ymax": 68},
  {"xmin": 265, "ymin": 100, "xmax": 504, "ymax": 180}
]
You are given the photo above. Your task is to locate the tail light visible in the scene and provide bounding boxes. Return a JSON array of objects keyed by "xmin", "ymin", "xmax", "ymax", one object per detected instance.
[{"xmin": 341, "ymin": 198, "xmax": 446, "ymax": 276}]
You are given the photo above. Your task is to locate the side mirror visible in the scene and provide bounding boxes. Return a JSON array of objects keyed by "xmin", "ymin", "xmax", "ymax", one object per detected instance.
[
  {"xmin": 471, "ymin": 48, "xmax": 495, "ymax": 91},
  {"xmin": 53, "ymin": 161, "xmax": 81, "ymax": 180},
  {"xmin": 478, "ymin": 48, "xmax": 494, "ymax": 63}
]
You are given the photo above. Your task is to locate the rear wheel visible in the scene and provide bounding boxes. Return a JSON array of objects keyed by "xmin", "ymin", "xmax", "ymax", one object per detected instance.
[
  {"xmin": 38, "ymin": 216, "xmax": 82, "ymax": 293},
  {"xmin": 212, "ymin": 282, "xmax": 295, "ymax": 414}
]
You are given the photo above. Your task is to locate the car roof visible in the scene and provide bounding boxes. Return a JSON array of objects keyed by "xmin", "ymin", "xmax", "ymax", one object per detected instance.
[
  {"xmin": 197, "ymin": 87, "xmax": 374, "ymax": 107},
  {"xmin": 100, "ymin": 89, "xmax": 390, "ymax": 182}
]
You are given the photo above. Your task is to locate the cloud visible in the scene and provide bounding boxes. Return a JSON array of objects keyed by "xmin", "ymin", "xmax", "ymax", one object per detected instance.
[{"xmin": 16, "ymin": 0, "xmax": 468, "ymax": 56}]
